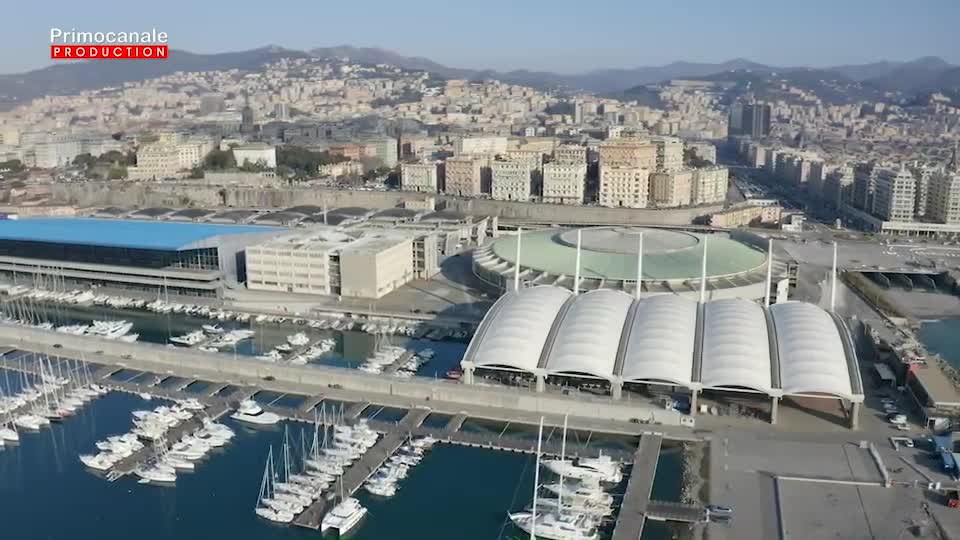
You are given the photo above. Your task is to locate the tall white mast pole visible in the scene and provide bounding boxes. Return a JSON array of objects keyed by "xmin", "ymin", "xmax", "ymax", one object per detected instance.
[
  {"xmin": 830, "ymin": 241, "xmax": 838, "ymax": 312},
  {"xmin": 699, "ymin": 236, "xmax": 709, "ymax": 303},
  {"xmin": 574, "ymin": 229, "xmax": 582, "ymax": 295},
  {"xmin": 636, "ymin": 232, "xmax": 643, "ymax": 299},
  {"xmin": 531, "ymin": 416, "xmax": 543, "ymax": 540},
  {"xmin": 764, "ymin": 238, "xmax": 773, "ymax": 307},
  {"xmin": 513, "ymin": 227, "xmax": 522, "ymax": 292},
  {"xmin": 559, "ymin": 414, "xmax": 568, "ymax": 510}
]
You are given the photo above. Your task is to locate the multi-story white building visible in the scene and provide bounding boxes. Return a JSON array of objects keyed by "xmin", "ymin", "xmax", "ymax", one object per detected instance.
[
  {"xmin": 552, "ymin": 145, "xmax": 587, "ymax": 166},
  {"xmin": 245, "ymin": 229, "xmax": 414, "ymax": 299},
  {"xmin": 542, "ymin": 162, "xmax": 587, "ymax": 204},
  {"xmin": 599, "ymin": 167, "xmax": 649, "ymax": 208},
  {"xmin": 692, "ymin": 166, "xmax": 728, "ymax": 205},
  {"xmin": 128, "ymin": 145, "xmax": 181, "ymax": 180},
  {"xmin": 491, "ymin": 160, "xmax": 532, "ymax": 201},
  {"xmin": 685, "ymin": 141, "xmax": 716, "ymax": 164},
  {"xmin": 871, "ymin": 167, "xmax": 917, "ymax": 222},
  {"xmin": 651, "ymin": 136, "xmax": 684, "ymax": 172},
  {"xmin": 650, "ymin": 170, "xmax": 693, "ymax": 207},
  {"xmin": 232, "ymin": 143, "xmax": 277, "ymax": 169},
  {"xmin": 455, "ymin": 136, "xmax": 508, "ymax": 156},
  {"xmin": 401, "ymin": 162, "xmax": 438, "ymax": 193},
  {"xmin": 444, "ymin": 156, "xmax": 483, "ymax": 197},
  {"xmin": 927, "ymin": 159, "xmax": 960, "ymax": 224}
]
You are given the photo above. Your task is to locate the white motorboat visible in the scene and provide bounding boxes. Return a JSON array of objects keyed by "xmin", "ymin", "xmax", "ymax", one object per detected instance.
[
  {"xmin": 531, "ymin": 496, "xmax": 614, "ymax": 518},
  {"xmin": 202, "ymin": 324, "xmax": 224, "ymax": 334},
  {"xmin": 0, "ymin": 422, "xmax": 18, "ymax": 442},
  {"xmin": 231, "ymin": 399, "xmax": 281, "ymax": 425},
  {"xmin": 320, "ymin": 497, "xmax": 367, "ymax": 536},
  {"xmin": 364, "ymin": 477, "xmax": 398, "ymax": 497},
  {"xmin": 80, "ymin": 453, "xmax": 116, "ymax": 471},
  {"xmin": 287, "ymin": 332, "xmax": 310, "ymax": 347},
  {"xmin": 255, "ymin": 507, "xmax": 294, "ymax": 524},
  {"xmin": 544, "ymin": 456, "xmax": 622, "ymax": 484},
  {"xmin": 170, "ymin": 330, "xmax": 206, "ymax": 346},
  {"xmin": 135, "ymin": 465, "xmax": 176, "ymax": 483},
  {"xmin": 508, "ymin": 511, "xmax": 600, "ymax": 540},
  {"xmin": 14, "ymin": 414, "xmax": 44, "ymax": 431}
]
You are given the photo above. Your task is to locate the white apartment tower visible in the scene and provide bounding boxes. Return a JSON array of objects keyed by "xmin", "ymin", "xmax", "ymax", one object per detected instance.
[
  {"xmin": 599, "ymin": 167, "xmax": 649, "ymax": 208},
  {"xmin": 872, "ymin": 166, "xmax": 917, "ymax": 222},
  {"xmin": 542, "ymin": 162, "xmax": 587, "ymax": 204},
  {"xmin": 928, "ymin": 148, "xmax": 960, "ymax": 224}
]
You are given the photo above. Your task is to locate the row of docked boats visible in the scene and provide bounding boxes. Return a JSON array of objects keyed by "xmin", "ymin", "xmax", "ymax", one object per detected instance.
[
  {"xmin": 1, "ymin": 355, "xmax": 107, "ymax": 434},
  {"xmin": 0, "ymin": 314, "xmax": 140, "ymax": 342},
  {"xmin": 256, "ymin": 335, "xmax": 336, "ymax": 365},
  {"xmin": 363, "ymin": 435, "xmax": 436, "ymax": 498},
  {"xmin": 508, "ymin": 417, "xmax": 623, "ymax": 540}
]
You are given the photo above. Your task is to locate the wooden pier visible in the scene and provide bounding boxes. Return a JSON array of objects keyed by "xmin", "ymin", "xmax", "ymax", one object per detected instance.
[
  {"xmin": 293, "ymin": 407, "xmax": 431, "ymax": 529},
  {"xmin": 611, "ymin": 435, "xmax": 662, "ymax": 540},
  {"xmin": 382, "ymin": 350, "xmax": 416, "ymax": 376}
]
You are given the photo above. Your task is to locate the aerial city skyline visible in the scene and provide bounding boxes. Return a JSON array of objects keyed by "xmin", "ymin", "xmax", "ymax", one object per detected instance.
[{"xmin": 1, "ymin": 3, "xmax": 960, "ymax": 540}]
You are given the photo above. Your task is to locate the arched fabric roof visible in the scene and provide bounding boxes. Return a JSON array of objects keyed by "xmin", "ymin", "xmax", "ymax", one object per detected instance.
[
  {"xmin": 620, "ymin": 295, "xmax": 698, "ymax": 386},
  {"xmin": 469, "ymin": 286, "xmax": 572, "ymax": 373},
  {"xmin": 543, "ymin": 290, "xmax": 633, "ymax": 380},
  {"xmin": 770, "ymin": 302, "xmax": 856, "ymax": 400},
  {"xmin": 700, "ymin": 298, "xmax": 773, "ymax": 394}
]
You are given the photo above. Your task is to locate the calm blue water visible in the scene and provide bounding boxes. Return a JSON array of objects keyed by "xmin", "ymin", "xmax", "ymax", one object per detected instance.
[
  {"xmin": 919, "ymin": 318, "xmax": 960, "ymax": 370},
  {"xmin": 0, "ymin": 301, "xmax": 466, "ymax": 378},
  {"xmin": 0, "ymin": 391, "xmax": 679, "ymax": 540}
]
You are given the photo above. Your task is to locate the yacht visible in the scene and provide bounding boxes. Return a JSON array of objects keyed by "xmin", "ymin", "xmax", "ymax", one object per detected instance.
[
  {"xmin": 542, "ymin": 481, "xmax": 614, "ymax": 507},
  {"xmin": 14, "ymin": 414, "xmax": 44, "ymax": 431},
  {"xmin": 0, "ymin": 422, "xmax": 18, "ymax": 442},
  {"xmin": 231, "ymin": 400, "xmax": 281, "ymax": 425},
  {"xmin": 202, "ymin": 324, "xmax": 224, "ymax": 334},
  {"xmin": 320, "ymin": 497, "xmax": 367, "ymax": 536},
  {"xmin": 135, "ymin": 464, "xmax": 176, "ymax": 483},
  {"xmin": 364, "ymin": 477, "xmax": 398, "ymax": 497},
  {"xmin": 508, "ymin": 511, "xmax": 599, "ymax": 540},
  {"xmin": 287, "ymin": 332, "xmax": 310, "ymax": 347},
  {"xmin": 257, "ymin": 350, "xmax": 283, "ymax": 363},
  {"xmin": 170, "ymin": 330, "xmax": 206, "ymax": 346},
  {"xmin": 80, "ymin": 453, "xmax": 118, "ymax": 471},
  {"xmin": 255, "ymin": 507, "xmax": 295, "ymax": 524},
  {"xmin": 543, "ymin": 455, "xmax": 622, "ymax": 484}
]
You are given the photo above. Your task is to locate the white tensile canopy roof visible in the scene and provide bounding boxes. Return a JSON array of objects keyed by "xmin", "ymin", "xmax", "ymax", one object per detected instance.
[
  {"xmin": 619, "ymin": 294, "xmax": 698, "ymax": 386},
  {"xmin": 770, "ymin": 301, "xmax": 856, "ymax": 401},
  {"xmin": 544, "ymin": 289, "xmax": 634, "ymax": 381},
  {"xmin": 699, "ymin": 298, "xmax": 774, "ymax": 394}
]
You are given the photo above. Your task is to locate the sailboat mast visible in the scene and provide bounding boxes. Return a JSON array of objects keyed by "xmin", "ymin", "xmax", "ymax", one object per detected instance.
[
  {"xmin": 531, "ymin": 416, "xmax": 543, "ymax": 540},
  {"xmin": 559, "ymin": 415, "xmax": 567, "ymax": 510}
]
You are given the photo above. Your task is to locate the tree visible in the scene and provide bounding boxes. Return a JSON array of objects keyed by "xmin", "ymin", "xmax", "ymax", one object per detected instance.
[
  {"xmin": 72, "ymin": 153, "xmax": 96, "ymax": 169},
  {"xmin": 277, "ymin": 145, "xmax": 348, "ymax": 179},
  {"xmin": 188, "ymin": 167, "xmax": 204, "ymax": 179},
  {"xmin": 98, "ymin": 150, "xmax": 126, "ymax": 165},
  {"xmin": 107, "ymin": 166, "xmax": 127, "ymax": 180},
  {"xmin": 0, "ymin": 159, "xmax": 24, "ymax": 172},
  {"xmin": 204, "ymin": 149, "xmax": 235, "ymax": 170}
]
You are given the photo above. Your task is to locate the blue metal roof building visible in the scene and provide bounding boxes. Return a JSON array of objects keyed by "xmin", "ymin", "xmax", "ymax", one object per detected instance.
[
  {"xmin": 0, "ymin": 218, "xmax": 283, "ymax": 296},
  {"xmin": 0, "ymin": 218, "xmax": 279, "ymax": 251}
]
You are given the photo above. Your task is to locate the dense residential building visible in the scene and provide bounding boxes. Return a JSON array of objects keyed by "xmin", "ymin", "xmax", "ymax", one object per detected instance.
[
  {"xmin": 542, "ymin": 162, "xmax": 587, "ymax": 204},
  {"xmin": 685, "ymin": 141, "xmax": 717, "ymax": 164},
  {"xmin": 730, "ymin": 102, "xmax": 772, "ymax": 138},
  {"xmin": 455, "ymin": 136, "xmax": 508, "ymax": 156},
  {"xmin": 400, "ymin": 162, "xmax": 439, "ymax": 193},
  {"xmin": 491, "ymin": 160, "xmax": 532, "ymax": 201},
  {"xmin": 710, "ymin": 204, "xmax": 783, "ymax": 227},
  {"xmin": 552, "ymin": 145, "xmax": 588, "ymax": 166},
  {"xmin": 928, "ymin": 153, "xmax": 960, "ymax": 224},
  {"xmin": 852, "ymin": 162, "xmax": 878, "ymax": 211},
  {"xmin": 651, "ymin": 136, "xmax": 684, "ymax": 172},
  {"xmin": 650, "ymin": 170, "xmax": 693, "ymax": 207},
  {"xmin": 822, "ymin": 164, "xmax": 854, "ymax": 209},
  {"xmin": 692, "ymin": 167, "xmax": 729, "ymax": 205},
  {"xmin": 127, "ymin": 144, "xmax": 181, "ymax": 180},
  {"xmin": 599, "ymin": 166, "xmax": 649, "ymax": 208},
  {"xmin": 444, "ymin": 156, "xmax": 484, "ymax": 197},
  {"xmin": 871, "ymin": 167, "xmax": 917, "ymax": 222},
  {"xmin": 598, "ymin": 139, "xmax": 657, "ymax": 170}
]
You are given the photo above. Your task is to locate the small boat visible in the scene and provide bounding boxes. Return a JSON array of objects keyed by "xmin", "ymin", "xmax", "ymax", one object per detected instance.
[
  {"xmin": 231, "ymin": 400, "xmax": 281, "ymax": 426},
  {"xmin": 202, "ymin": 324, "xmax": 224, "ymax": 334}
]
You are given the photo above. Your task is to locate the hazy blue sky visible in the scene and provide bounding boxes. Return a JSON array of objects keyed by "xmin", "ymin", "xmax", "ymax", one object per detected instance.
[{"xmin": 4, "ymin": 0, "xmax": 956, "ymax": 74}]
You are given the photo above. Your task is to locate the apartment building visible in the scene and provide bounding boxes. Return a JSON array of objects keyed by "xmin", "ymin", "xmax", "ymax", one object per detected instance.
[
  {"xmin": 401, "ymin": 162, "xmax": 439, "ymax": 193},
  {"xmin": 542, "ymin": 162, "xmax": 587, "ymax": 204},
  {"xmin": 872, "ymin": 167, "xmax": 917, "ymax": 222},
  {"xmin": 444, "ymin": 156, "xmax": 483, "ymax": 197},
  {"xmin": 599, "ymin": 167, "xmax": 649, "ymax": 208},
  {"xmin": 491, "ymin": 160, "xmax": 532, "ymax": 201},
  {"xmin": 649, "ymin": 170, "xmax": 693, "ymax": 207},
  {"xmin": 692, "ymin": 167, "xmax": 728, "ymax": 205}
]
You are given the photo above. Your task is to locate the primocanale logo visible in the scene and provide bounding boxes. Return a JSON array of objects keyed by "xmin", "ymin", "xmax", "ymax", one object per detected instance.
[{"xmin": 50, "ymin": 28, "xmax": 168, "ymax": 60}]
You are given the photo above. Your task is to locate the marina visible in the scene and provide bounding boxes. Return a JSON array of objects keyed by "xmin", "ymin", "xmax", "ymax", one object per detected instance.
[{"xmin": 0, "ymin": 347, "xmax": 697, "ymax": 539}]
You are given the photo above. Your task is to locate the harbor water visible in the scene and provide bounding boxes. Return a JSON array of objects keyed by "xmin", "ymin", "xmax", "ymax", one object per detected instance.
[
  {"xmin": 0, "ymin": 386, "xmax": 683, "ymax": 540},
  {"xmin": 0, "ymin": 301, "xmax": 467, "ymax": 378},
  {"xmin": 918, "ymin": 318, "xmax": 960, "ymax": 370}
]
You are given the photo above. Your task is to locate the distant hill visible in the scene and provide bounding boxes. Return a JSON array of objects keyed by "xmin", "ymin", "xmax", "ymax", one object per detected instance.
[
  {"xmin": 0, "ymin": 45, "xmax": 956, "ymax": 107},
  {"xmin": 0, "ymin": 46, "xmax": 311, "ymax": 106}
]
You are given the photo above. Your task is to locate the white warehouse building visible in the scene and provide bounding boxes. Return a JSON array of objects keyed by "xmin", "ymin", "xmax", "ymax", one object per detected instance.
[{"xmin": 460, "ymin": 286, "xmax": 865, "ymax": 427}]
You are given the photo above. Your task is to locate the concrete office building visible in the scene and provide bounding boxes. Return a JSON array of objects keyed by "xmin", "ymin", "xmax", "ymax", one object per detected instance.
[
  {"xmin": 542, "ymin": 162, "xmax": 587, "ymax": 204},
  {"xmin": 491, "ymin": 160, "xmax": 532, "ymax": 201},
  {"xmin": 444, "ymin": 156, "xmax": 484, "ymax": 197},
  {"xmin": 246, "ymin": 229, "xmax": 414, "ymax": 299},
  {"xmin": 650, "ymin": 170, "xmax": 693, "ymax": 207},
  {"xmin": 599, "ymin": 167, "xmax": 649, "ymax": 208},
  {"xmin": 692, "ymin": 167, "xmax": 729, "ymax": 205},
  {"xmin": 872, "ymin": 167, "xmax": 917, "ymax": 222},
  {"xmin": 401, "ymin": 162, "xmax": 439, "ymax": 193}
]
